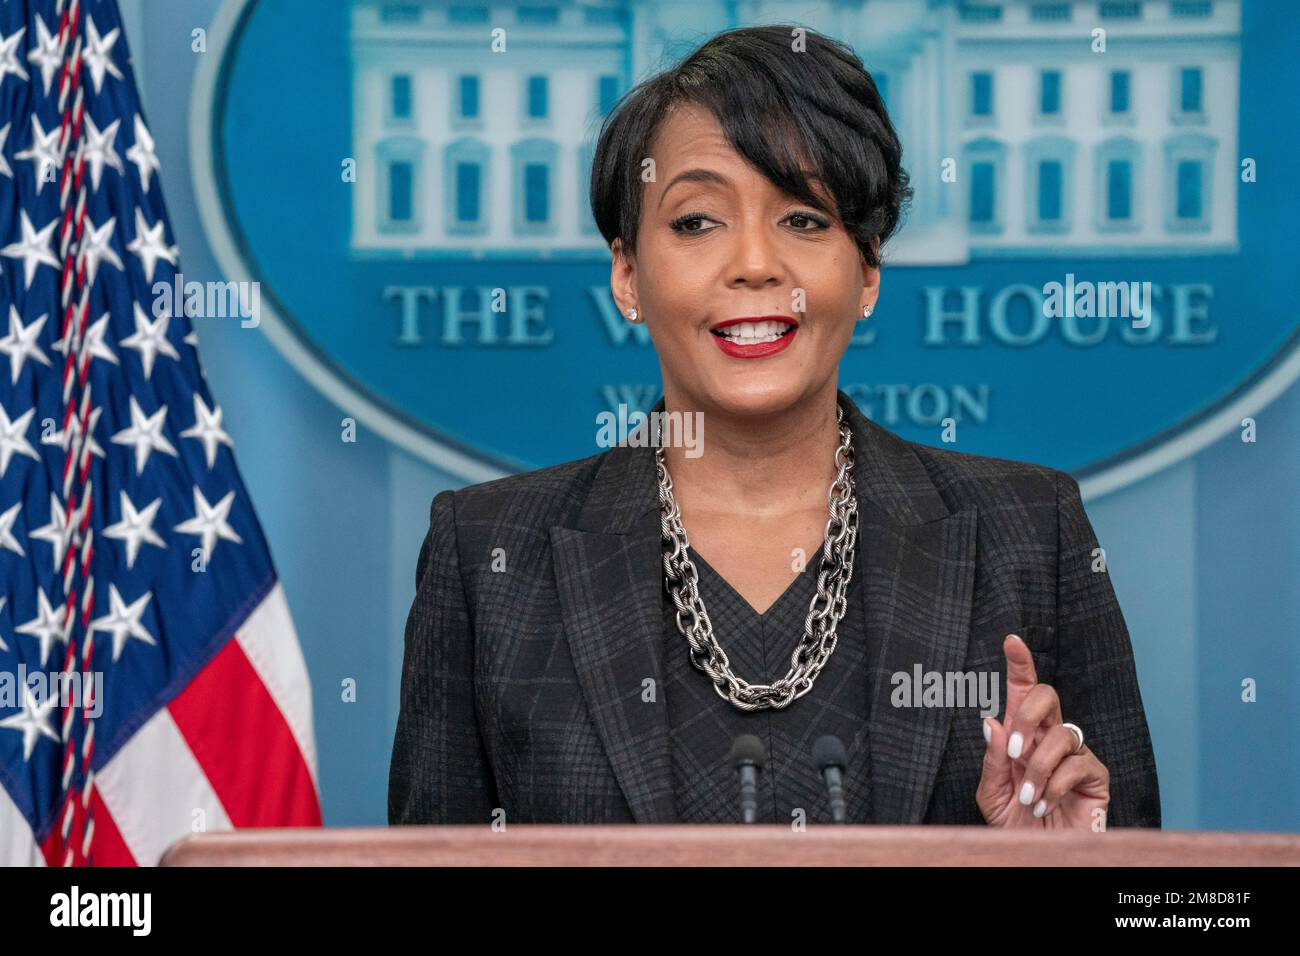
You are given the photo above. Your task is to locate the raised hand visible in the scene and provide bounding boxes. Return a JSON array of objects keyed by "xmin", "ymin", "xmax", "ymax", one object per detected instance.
[{"xmin": 976, "ymin": 634, "xmax": 1110, "ymax": 830}]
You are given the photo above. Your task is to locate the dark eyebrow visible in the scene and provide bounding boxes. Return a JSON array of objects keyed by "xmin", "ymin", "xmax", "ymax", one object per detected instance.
[
  {"xmin": 657, "ymin": 168, "xmax": 731, "ymax": 209},
  {"xmin": 657, "ymin": 165, "xmax": 840, "ymax": 218}
]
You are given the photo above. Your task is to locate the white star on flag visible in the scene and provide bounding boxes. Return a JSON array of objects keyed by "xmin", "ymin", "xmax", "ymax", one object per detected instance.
[
  {"xmin": 0, "ymin": 26, "xmax": 28, "ymax": 85},
  {"xmin": 126, "ymin": 208, "xmax": 178, "ymax": 283},
  {"xmin": 16, "ymin": 588, "xmax": 69, "ymax": 668},
  {"xmin": 111, "ymin": 396, "xmax": 179, "ymax": 474},
  {"xmin": 83, "ymin": 114, "xmax": 125, "ymax": 190},
  {"xmin": 0, "ymin": 499, "xmax": 24, "ymax": 556},
  {"xmin": 0, "ymin": 404, "xmax": 39, "ymax": 478},
  {"xmin": 0, "ymin": 685, "xmax": 60, "ymax": 762},
  {"xmin": 82, "ymin": 16, "xmax": 124, "ymax": 94},
  {"xmin": 174, "ymin": 487, "xmax": 243, "ymax": 561},
  {"xmin": 120, "ymin": 302, "xmax": 180, "ymax": 379},
  {"xmin": 80, "ymin": 215, "xmax": 125, "ymax": 285},
  {"xmin": 29, "ymin": 492, "xmax": 73, "ymax": 571},
  {"xmin": 0, "ymin": 122, "xmax": 12, "ymax": 178},
  {"xmin": 127, "ymin": 114, "xmax": 161, "ymax": 193},
  {"xmin": 12, "ymin": 114, "xmax": 61, "ymax": 193},
  {"xmin": 181, "ymin": 395, "xmax": 235, "ymax": 468},
  {"xmin": 103, "ymin": 490, "xmax": 167, "ymax": 569},
  {"xmin": 91, "ymin": 584, "xmax": 157, "ymax": 662},
  {"xmin": 0, "ymin": 306, "xmax": 51, "ymax": 383},
  {"xmin": 2, "ymin": 210, "xmax": 60, "ymax": 288},
  {"xmin": 27, "ymin": 16, "xmax": 61, "ymax": 96}
]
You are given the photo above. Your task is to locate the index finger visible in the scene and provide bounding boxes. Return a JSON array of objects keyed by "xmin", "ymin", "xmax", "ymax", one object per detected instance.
[{"xmin": 1002, "ymin": 633, "xmax": 1038, "ymax": 728}]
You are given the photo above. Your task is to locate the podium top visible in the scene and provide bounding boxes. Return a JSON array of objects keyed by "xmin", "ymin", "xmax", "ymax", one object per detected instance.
[{"xmin": 160, "ymin": 825, "xmax": 1300, "ymax": 867}]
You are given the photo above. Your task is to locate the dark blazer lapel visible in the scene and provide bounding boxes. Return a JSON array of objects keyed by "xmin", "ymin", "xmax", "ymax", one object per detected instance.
[
  {"xmin": 550, "ymin": 414, "xmax": 675, "ymax": 823},
  {"xmin": 837, "ymin": 390, "xmax": 978, "ymax": 824}
]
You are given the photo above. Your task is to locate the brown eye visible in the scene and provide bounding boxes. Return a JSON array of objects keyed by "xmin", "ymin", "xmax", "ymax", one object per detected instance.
[
  {"xmin": 669, "ymin": 211, "xmax": 716, "ymax": 233},
  {"xmin": 786, "ymin": 212, "xmax": 830, "ymax": 230}
]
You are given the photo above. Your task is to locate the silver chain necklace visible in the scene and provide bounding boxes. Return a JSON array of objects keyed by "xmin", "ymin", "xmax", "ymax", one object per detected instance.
[{"xmin": 656, "ymin": 403, "xmax": 860, "ymax": 712}]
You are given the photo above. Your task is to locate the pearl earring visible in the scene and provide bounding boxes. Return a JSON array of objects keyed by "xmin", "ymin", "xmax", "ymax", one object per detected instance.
[{"xmin": 627, "ymin": 308, "xmax": 641, "ymax": 323}]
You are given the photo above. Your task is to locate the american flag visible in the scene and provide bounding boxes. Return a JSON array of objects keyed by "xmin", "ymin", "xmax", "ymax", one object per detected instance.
[{"xmin": 0, "ymin": 0, "xmax": 321, "ymax": 865}]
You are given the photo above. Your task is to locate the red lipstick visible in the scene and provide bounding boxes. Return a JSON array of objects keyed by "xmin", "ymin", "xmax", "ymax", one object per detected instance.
[{"xmin": 709, "ymin": 316, "xmax": 798, "ymax": 359}]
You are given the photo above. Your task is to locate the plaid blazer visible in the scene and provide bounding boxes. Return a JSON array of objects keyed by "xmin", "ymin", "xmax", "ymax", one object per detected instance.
[{"xmin": 388, "ymin": 390, "xmax": 1162, "ymax": 827}]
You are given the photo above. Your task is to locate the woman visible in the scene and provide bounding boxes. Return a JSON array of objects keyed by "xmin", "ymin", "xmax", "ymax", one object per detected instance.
[{"xmin": 389, "ymin": 25, "xmax": 1160, "ymax": 828}]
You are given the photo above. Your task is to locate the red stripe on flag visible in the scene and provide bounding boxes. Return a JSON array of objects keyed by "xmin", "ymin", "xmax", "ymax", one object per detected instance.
[
  {"xmin": 87, "ymin": 788, "xmax": 138, "ymax": 866},
  {"xmin": 39, "ymin": 814, "xmax": 63, "ymax": 867},
  {"xmin": 168, "ymin": 639, "xmax": 322, "ymax": 828}
]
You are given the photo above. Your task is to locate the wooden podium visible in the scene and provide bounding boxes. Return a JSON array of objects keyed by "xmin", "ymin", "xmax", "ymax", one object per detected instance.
[{"xmin": 160, "ymin": 825, "xmax": 1300, "ymax": 867}]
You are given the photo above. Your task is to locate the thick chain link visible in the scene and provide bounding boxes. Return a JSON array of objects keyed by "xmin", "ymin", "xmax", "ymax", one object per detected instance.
[{"xmin": 657, "ymin": 404, "xmax": 859, "ymax": 711}]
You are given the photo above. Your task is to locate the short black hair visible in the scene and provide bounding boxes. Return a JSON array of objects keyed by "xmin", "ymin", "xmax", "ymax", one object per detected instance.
[{"xmin": 589, "ymin": 24, "xmax": 912, "ymax": 269}]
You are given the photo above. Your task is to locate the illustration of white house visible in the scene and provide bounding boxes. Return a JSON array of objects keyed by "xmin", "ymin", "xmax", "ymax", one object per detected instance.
[{"xmin": 348, "ymin": 0, "xmax": 1240, "ymax": 263}]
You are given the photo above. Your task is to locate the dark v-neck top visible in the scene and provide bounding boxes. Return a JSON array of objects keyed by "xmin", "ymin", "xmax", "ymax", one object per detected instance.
[{"xmin": 662, "ymin": 540, "xmax": 873, "ymax": 824}]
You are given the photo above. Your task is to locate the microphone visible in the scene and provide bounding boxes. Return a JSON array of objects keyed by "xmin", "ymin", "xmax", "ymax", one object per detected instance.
[
  {"xmin": 813, "ymin": 735, "xmax": 849, "ymax": 823},
  {"xmin": 727, "ymin": 734, "xmax": 766, "ymax": 823}
]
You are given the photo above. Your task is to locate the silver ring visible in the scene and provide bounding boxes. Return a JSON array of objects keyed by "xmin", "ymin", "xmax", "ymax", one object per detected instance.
[{"xmin": 1062, "ymin": 722, "xmax": 1085, "ymax": 755}]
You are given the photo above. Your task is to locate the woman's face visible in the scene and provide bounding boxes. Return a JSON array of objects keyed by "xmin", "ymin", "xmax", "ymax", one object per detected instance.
[{"xmin": 611, "ymin": 102, "xmax": 879, "ymax": 418}]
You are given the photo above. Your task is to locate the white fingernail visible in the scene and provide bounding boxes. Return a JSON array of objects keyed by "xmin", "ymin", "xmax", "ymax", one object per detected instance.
[
  {"xmin": 982, "ymin": 719, "xmax": 992, "ymax": 744},
  {"xmin": 1007, "ymin": 732, "xmax": 1023, "ymax": 759},
  {"xmin": 1033, "ymin": 799, "xmax": 1047, "ymax": 818},
  {"xmin": 1019, "ymin": 781, "xmax": 1035, "ymax": 805}
]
